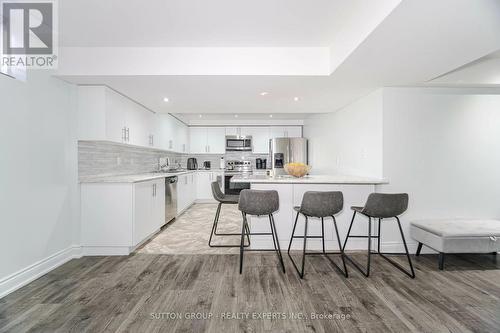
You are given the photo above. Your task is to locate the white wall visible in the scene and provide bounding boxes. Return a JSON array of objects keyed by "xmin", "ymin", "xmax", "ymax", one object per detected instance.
[
  {"xmin": 303, "ymin": 89, "xmax": 383, "ymax": 177},
  {"xmin": 0, "ymin": 71, "xmax": 79, "ymax": 296},
  {"xmin": 379, "ymin": 87, "xmax": 500, "ymax": 227}
]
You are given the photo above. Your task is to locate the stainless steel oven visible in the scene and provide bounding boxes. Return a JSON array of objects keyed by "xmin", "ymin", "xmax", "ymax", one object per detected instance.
[
  {"xmin": 225, "ymin": 135, "xmax": 252, "ymax": 152},
  {"xmin": 224, "ymin": 160, "xmax": 251, "ymax": 195}
]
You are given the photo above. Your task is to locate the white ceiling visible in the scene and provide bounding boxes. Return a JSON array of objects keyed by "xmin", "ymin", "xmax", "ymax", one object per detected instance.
[
  {"xmin": 57, "ymin": 0, "xmax": 500, "ymax": 117},
  {"xmin": 59, "ymin": 0, "xmax": 399, "ymax": 47},
  {"xmin": 427, "ymin": 50, "xmax": 500, "ymax": 86},
  {"xmin": 173, "ymin": 112, "xmax": 309, "ymax": 125}
]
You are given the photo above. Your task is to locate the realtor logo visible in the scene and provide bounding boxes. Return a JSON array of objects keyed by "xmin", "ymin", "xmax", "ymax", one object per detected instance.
[{"xmin": 1, "ymin": 0, "xmax": 58, "ymax": 70}]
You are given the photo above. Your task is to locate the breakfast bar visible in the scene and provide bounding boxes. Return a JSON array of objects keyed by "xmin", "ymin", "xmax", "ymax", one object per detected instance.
[{"xmin": 231, "ymin": 174, "xmax": 388, "ymax": 251}]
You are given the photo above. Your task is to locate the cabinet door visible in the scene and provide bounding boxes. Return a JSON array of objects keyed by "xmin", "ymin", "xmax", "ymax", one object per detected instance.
[
  {"xmin": 126, "ymin": 105, "xmax": 150, "ymax": 147},
  {"xmin": 270, "ymin": 126, "xmax": 286, "ymax": 139},
  {"xmin": 285, "ymin": 126, "xmax": 302, "ymax": 138},
  {"xmin": 175, "ymin": 122, "xmax": 189, "ymax": 153},
  {"xmin": 189, "ymin": 127, "xmax": 208, "ymax": 153},
  {"xmin": 206, "ymin": 127, "xmax": 226, "ymax": 153},
  {"xmin": 104, "ymin": 89, "xmax": 127, "ymax": 143},
  {"xmin": 242, "ymin": 127, "xmax": 270, "ymax": 153},
  {"xmin": 177, "ymin": 174, "xmax": 188, "ymax": 213},
  {"xmin": 225, "ymin": 127, "xmax": 239, "ymax": 136},
  {"xmin": 189, "ymin": 173, "xmax": 197, "ymax": 204},
  {"xmin": 152, "ymin": 179, "xmax": 165, "ymax": 229},
  {"xmin": 133, "ymin": 181, "xmax": 153, "ymax": 245},
  {"xmin": 196, "ymin": 172, "xmax": 213, "ymax": 200}
]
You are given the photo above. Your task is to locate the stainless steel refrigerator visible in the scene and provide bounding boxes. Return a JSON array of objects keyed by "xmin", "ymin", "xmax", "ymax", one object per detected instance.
[{"xmin": 270, "ymin": 137, "xmax": 308, "ymax": 176}]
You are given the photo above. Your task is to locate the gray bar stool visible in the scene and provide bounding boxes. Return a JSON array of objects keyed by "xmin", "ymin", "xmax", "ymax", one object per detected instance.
[
  {"xmin": 342, "ymin": 193, "xmax": 415, "ymax": 278},
  {"xmin": 238, "ymin": 189, "xmax": 285, "ymax": 274},
  {"xmin": 287, "ymin": 191, "xmax": 348, "ymax": 279},
  {"xmin": 208, "ymin": 182, "xmax": 250, "ymax": 248}
]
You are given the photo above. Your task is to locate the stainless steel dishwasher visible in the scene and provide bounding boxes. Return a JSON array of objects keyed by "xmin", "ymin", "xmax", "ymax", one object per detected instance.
[{"xmin": 165, "ymin": 176, "xmax": 178, "ymax": 223}]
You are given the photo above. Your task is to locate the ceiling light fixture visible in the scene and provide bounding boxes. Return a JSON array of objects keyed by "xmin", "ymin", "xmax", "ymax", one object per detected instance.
[
  {"xmin": 293, "ymin": 97, "xmax": 300, "ymax": 101},
  {"xmin": 260, "ymin": 92, "xmax": 269, "ymax": 96},
  {"xmin": 163, "ymin": 97, "xmax": 169, "ymax": 102},
  {"xmin": 234, "ymin": 114, "xmax": 239, "ymax": 118},
  {"xmin": 269, "ymin": 114, "xmax": 273, "ymax": 118},
  {"xmin": 198, "ymin": 114, "xmax": 202, "ymax": 118}
]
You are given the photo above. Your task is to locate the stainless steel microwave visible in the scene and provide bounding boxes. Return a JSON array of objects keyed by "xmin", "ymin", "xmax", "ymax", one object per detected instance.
[{"xmin": 225, "ymin": 135, "xmax": 252, "ymax": 152}]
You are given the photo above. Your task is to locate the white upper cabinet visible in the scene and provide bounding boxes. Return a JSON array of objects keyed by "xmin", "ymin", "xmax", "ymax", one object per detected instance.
[
  {"xmin": 206, "ymin": 127, "xmax": 226, "ymax": 153},
  {"xmin": 241, "ymin": 127, "xmax": 270, "ymax": 154},
  {"xmin": 189, "ymin": 127, "xmax": 225, "ymax": 154},
  {"xmin": 189, "ymin": 127, "xmax": 208, "ymax": 154},
  {"xmin": 270, "ymin": 126, "xmax": 302, "ymax": 138},
  {"xmin": 78, "ymin": 86, "xmax": 156, "ymax": 148}
]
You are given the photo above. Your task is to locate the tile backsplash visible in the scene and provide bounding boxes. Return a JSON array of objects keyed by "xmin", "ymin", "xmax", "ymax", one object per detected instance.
[
  {"xmin": 78, "ymin": 141, "xmax": 271, "ymax": 179},
  {"xmin": 78, "ymin": 141, "xmax": 185, "ymax": 178}
]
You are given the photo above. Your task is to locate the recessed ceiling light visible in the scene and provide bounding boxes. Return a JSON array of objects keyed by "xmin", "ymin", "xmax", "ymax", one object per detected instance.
[
  {"xmin": 293, "ymin": 97, "xmax": 300, "ymax": 101},
  {"xmin": 198, "ymin": 114, "xmax": 202, "ymax": 118},
  {"xmin": 269, "ymin": 114, "xmax": 273, "ymax": 118},
  {"xmin": 260, "ymin": 92, "xmax": 269, "ymax": 96},
  {"xmin": 163, "ymin": 97, "xmax": 169, "ymax": 102},
  {"xmin": 234, "ymin": 114, "xmax": 239, "ymax": 118}
]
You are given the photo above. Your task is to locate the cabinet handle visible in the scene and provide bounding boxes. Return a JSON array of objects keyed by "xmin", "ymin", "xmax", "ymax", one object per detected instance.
[
  {"xmin": 151, "ymin": 135, "xmax": 154, "ymax": 146},
  {"xmin": 207, "ymin": 145, "xmax": 210, "ymax": 153},
  {"xmin": 183, "ymin": 144, "xmax": 185, "ymax": 152},
  {"xmin": 122, "ymin": 127, "xmax": 126, "ymax": 142},
  {"xmin": 126, "ymin": 128, "xmax": 130, "ymax": 142}
]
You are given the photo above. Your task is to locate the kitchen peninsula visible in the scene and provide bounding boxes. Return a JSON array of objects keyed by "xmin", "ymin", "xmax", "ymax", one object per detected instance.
[{"xmin": 231, "ymin": 174, "xmax": 388, "ymax": 251}]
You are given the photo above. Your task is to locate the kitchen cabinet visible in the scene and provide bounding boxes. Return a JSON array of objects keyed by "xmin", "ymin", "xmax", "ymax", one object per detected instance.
[
  {"xmin": 177, "ymin": 172, "xmax": 196, "ymax": 213},
  {"xmin": 81, "ymin": 178, "xmax": 165, "ymax": 255},
  {"xmin": 189, "ymin": 127, "xmax": 225, "ymax": 154},
  {"xmin": 196, "ymin": 171, "xmax": 223, "ymax": 201},
  {"xmin": 78, "ymin": 86, "xmax": 157, "ymax": 148},
  {"xmin": 270, "ymin": 126, "xmax": 302, "ymax": 138},
  {"xmin": 241, "ymin": 127, "xmax": 270, "ymax": 153},
  {"xmin": 158, "ymin": 114, "xmax": 189, "ymax": 153}
]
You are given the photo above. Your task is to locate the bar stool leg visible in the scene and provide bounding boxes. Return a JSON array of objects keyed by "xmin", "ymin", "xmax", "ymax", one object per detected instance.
[
  {"xmin": 287, "ymin": 212, "xmax": 300, "ymax": 254},
  {"xmin": 378, "ymin": 217, "xmax": 416, "ymax": 278},
  {"xmin": 300, "ymin": 216, "xmax": 309, "ymax": 278},
  {"xmin": 321, "ymin": 217, "xmax": 326, "ymax": 254},
  {"xmin": 209, "ymin": 203, "xmax": 250, "ymax": 248},
  {"xmin": 342, "ymin": 211, "xmax": 357, "ymax": 250},
  {"xmin": 239, "ymin": 212, "xmax": 248, "ymax": 274},
  {"xmin": 342, "ymin": 213, "xmax": 372, "ymax": 277},
  {"xmin": 325, "ymin": 216, "xmax": 349, "ymax": 278},
  {"xmin": 269, "ymin": 214, "xmax": 286, "ymax": 273}
]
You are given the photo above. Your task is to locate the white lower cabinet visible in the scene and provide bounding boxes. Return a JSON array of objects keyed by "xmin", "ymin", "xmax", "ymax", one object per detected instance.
[
  {"xmin": 81, "ymin": 178, "xmax": 165, "ymax": 255},
  {"xmin": 196, "ymin": 171, "xmax": 223, "ymax": 201},
  {"xmin": 177, "ymin": 173, "xmax": 196, "ymax": 214}
]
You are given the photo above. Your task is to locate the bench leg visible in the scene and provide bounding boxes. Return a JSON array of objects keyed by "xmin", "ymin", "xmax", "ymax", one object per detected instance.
[
  {"xmin": 416, "ymin": 242, "xmax": 423, "ymax": 256},
  {"xmin": 438, "ymin": 253, "xmax": 445, "ymax": 270}
]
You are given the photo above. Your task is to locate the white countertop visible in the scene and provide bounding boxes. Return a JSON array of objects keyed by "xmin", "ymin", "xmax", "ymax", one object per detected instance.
[
  {"xmin": 230, "ymin": 174, "xmax": 388, "ymax": 185},
  {"xmin": 79, "ymin": 169, "xmax": 225, "ymax": 183}
]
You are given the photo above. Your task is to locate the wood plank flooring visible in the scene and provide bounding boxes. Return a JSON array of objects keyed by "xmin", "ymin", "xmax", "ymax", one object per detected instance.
[{"xmin": 0, "ymin": 252, "xmax": 498, "ymax": 333}]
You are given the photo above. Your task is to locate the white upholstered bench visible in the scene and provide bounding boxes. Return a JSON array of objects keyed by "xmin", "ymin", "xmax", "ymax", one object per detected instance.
[{"xmin": 410, "ymin": 219, "xmax": 500, "ymax": 270}]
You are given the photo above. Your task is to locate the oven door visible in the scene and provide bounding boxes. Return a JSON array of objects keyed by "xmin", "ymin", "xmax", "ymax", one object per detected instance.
[{"xmin": 224, "ymin": 175, "xmax": 250, "ymax": 195}]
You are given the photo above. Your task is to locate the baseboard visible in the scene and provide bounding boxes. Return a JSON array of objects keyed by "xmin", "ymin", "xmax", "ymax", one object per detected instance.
[
  {"xmin": 0, "ymin": 245, "xmax": 82, "ymax": 299},
  {"xmin": 81, "ymin": 246, "xmax": 132, "ymax": 256}
]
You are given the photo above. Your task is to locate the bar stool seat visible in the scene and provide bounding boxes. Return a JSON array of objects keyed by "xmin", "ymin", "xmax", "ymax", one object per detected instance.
[
  {"xmin": 238, "ymin": 189, "xmax": 285, "ymax": 274},
  {"xmin": 288, "ymin": 191, "xmax": 348, "ymax": 279},
  {"xmin": 217, "ymin": 195, "xmax": 239, "ymax": 204},
  {"xmin": 343, "ymin": 193, "xmax": 415, "ymax": 278},
  {"xmin": 208, "ymin": 182, "xmax": 250, "ymax": 248}
]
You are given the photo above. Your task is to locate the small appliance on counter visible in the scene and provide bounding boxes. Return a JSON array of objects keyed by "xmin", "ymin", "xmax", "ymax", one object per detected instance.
[
  {"xmin": 187, "ymin": 158, "xmax": 198, "ymax": 170},
  {"xmin": 256, "ymin": 158, "xmax": 267, "ymax": 169},
  {"xmin": 203, "ymin": 161, "xmax": 211, "ymax": 169},
  {"xmin": 219, "ymin": 156, "xmax": 225, "ymax": 169}
]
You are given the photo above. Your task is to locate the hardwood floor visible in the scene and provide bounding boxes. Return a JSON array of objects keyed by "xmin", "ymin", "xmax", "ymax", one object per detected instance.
[{"xmin": 0, "ymin": 253, "xmax": 498, "ymax": 333}]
